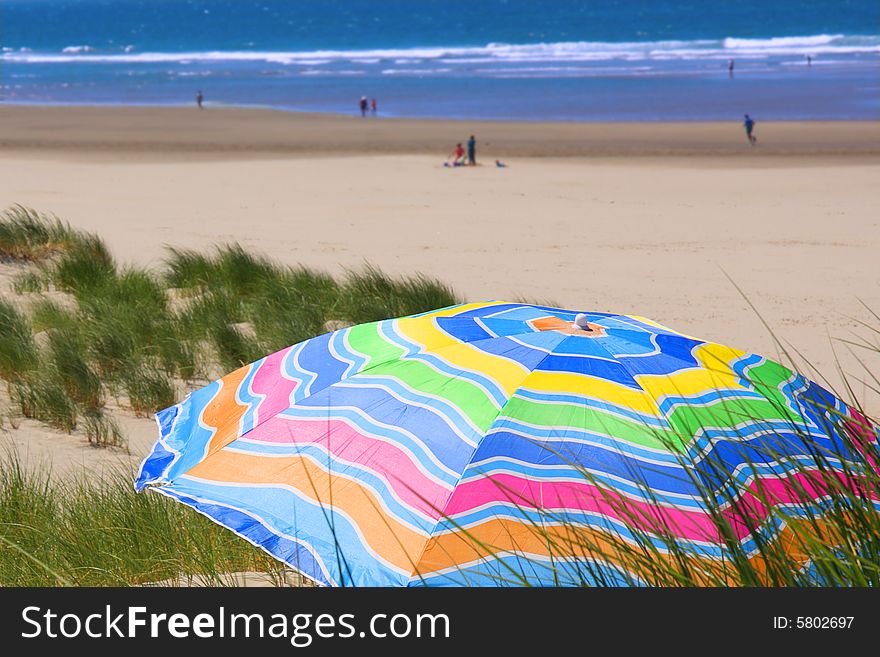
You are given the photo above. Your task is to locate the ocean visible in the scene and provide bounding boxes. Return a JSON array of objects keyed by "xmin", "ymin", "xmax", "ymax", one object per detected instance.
[{"xmin": 2, "ymin": 0, "xmax": 879, "ymax": 121}]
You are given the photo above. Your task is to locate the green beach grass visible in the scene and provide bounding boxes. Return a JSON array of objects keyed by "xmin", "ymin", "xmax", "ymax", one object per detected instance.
[
  {"xmin": 1, "ymin": 205, "xmax": 878, "ymax": 587},
  {"xmin": 0, "ymin": 206, "xmax": 459, "ymax": 446},
  {"xmin": 0, "ymin": 453, "xmax": 289, "ymax": 586}
]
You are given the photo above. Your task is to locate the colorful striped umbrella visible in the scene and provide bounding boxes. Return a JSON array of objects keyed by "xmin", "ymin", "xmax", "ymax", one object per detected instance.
[{"xmin": 136, "ymin": 301, "xmax": 878, "ymax": 586}]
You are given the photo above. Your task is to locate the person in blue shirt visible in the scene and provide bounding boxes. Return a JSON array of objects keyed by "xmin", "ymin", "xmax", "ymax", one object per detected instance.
[
  {"xmin": 743, "ymin": 114, "xmax": 757, "ymax": 145},
  {"xmin": 467, "ymin": 135, "xmax": 477, "ymax": 166}
]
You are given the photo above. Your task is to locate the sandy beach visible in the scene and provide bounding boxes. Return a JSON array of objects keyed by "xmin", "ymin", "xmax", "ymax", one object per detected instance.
[
  {"xmin": 1, "ymin": 105, "xmax": 879, "ymax": 476},
  {"xmin": 2, "ymin": 106, "xmax": 880, "ymax": 158}
]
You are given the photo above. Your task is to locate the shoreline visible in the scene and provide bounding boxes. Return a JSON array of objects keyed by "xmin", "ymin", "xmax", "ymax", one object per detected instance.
[
  {"xmin": 4, "ymin": 99, "xmax": 879, "ymax": 123},
  {"xmin": 2, "ymin": 105, "xmax": 879, "ymax": 159}
]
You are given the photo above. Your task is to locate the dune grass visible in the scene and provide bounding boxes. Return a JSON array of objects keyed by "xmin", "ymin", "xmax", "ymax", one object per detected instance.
[
  {"xmin": 0, "ymin": 206, "xmax": 80, "ymax": 262},
  {"xmin": 0, "ymin": 455, "xmax": 287, "ymax": 586},
  {"xmin": 0, "ymin": 299, "xmax": 38, "ymax": 381},
  {"xmin": 10, "ymin": 378, "xmax": 78, "ymax": 433},
  {"xmin": 337, "ymin": 263, "xmax": 460, "ymax": 324},
  {"xmin": 0, "ymin": 206, "xmax": 462, "ymax": 442},
  {"xmin": 120, "ymin": 363, "xmax": 177, "ymax": 417}
]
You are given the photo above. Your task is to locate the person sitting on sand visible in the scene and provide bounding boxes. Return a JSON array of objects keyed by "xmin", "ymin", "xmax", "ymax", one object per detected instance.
[
  {"xmin": 743, "ymin": 114, "xmax": 757, "ymax": 145},
  {"xmin": 495, "ymin": 160, "xmax": 507, "ymax": 168},
  {"xmin": 446, "ymin": 143, "xmax": 466, "ymax": 167}
]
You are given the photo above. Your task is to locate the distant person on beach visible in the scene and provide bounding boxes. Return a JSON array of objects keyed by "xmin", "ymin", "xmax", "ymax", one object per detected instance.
[
  {"xmin": 807, "ymin": 55, "xmax": 812, "ymax": 67},
  {"xmin": 445, "ymin": 143, "xmax": 466, "ymax": 167},
  {"xmin": 196, "ymin": 90, "xmax": 204, "ymax": 109},
  {"xmin": 495, "ymin": 160, "xmax": 508, "ymax": 168},
  {"xmin": 743, "ymin": 114, "xmax": 757, "ymax": 145},
  {"xmin": 467, "ymin": 134, "xmax": 476, "ymax": 165},
  {"xmin": 728, "ymin": 59, "xmax": 735, "ymax": 77},
  {"xmin": 371, "ymin": 98, "xmax": 377, "ymax": 115},
  {"xmin": 359, "ymin": 96, "xmax": 368, "ymax": 117}
]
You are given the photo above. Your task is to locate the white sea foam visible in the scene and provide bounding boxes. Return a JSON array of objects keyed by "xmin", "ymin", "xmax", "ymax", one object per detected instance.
[
  {"xmin": 4, "ymin": 34, "xmax": 878, "ymax": 66},
  {"xmin": 381, "ymin": 67, "xmax": 453, "ymax": 75},
  {"xmin": 723, "ymin": 34, "xmax": 841, "ymax": 48},
  {"xmin": 61, "ymin": 45, "xmax": 94, "ymax": 54}
]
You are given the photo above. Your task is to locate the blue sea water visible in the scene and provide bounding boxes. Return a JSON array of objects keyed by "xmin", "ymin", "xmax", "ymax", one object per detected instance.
[{"xmin": 2, "ymin": 0, "xmax": 879, "ymax": 120}]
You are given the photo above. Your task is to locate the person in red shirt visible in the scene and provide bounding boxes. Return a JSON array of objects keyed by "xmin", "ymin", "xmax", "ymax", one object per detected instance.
[
  {"xmin": 443, "ymin": 144, "xmax": 467, "ymax": 167},
  {"xmin": 451, "ymin": 143, "xmax": 465, "ymax": 166}
]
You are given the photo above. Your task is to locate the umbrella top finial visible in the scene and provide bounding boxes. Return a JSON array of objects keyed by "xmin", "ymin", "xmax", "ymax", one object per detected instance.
[{"xmin": 573, "ymin": 313, "xmax": 593, "ymax": 332}]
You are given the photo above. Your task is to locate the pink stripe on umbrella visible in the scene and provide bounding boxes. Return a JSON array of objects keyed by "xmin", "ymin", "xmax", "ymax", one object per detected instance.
[{"xmin": 248, "ymin": 347, "xmax": 300, "ymax": 427}]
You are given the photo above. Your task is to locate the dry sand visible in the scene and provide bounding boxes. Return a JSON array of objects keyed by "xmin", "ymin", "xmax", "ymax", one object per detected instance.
[{"xmin": 1, "ymin": 106, "xmax": 878, "ymax": 479}]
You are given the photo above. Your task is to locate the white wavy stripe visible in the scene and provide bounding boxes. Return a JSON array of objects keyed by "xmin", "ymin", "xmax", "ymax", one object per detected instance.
[
  {"xmin": 433, "ymin": 504, "xmax": 721, "ymax": 550},
  {"xmin": 508, "ymin": 333, "xmax": 621, "ymax": 361},
  {"xmin": 342, "ymin": 328, "xmax": 371, "ymax": 374},
  {"xmin": 233, "ymin": 424, "xmax": 453, "ymax": 493},
  {"xmin": 279, "ymin": 342, "xmax": 310, "ymax": 405},
  {"xmin": 463, "ymin": 453, "xmax": 860, "ymax": 513},
  {"xmin": 219, "ymin": 444, "xmax": 441, "ymax": 531},
  {"xmin": 473, "ymin": 316, "xmax": 500, "ymax": 338},
  {"xmin": 778, "ymin": 369, "xmax": 809, "ymax": 411},
  {"xmin": 605, "ymin": 331, "xmax": 663, "ymax": 359},
  {"xmin": 334, "ymin": 377, "xmax": 482, "ymax": 445},
  {"xmin": 195, "ymin": 379, "xmax": 224, "ymax": 464},
  {"xmin": 503, "ymin": 333, "xmax": 564, "ymax": 355},
  {"xmin": 237, "ymin": 356, "xmax": 266, "ymax": 433},
  {"xmin": 151, "ymin": 485, "xmax": 334, "ymax": 586},
  {"xmin": 739, "ymin": 355, "xmax": 768, "ymax": 381},
  {"xmin": 599, "ymin": 314, "xmax": 667, "ymax": 334},
  {"xmin": 290, "ymin": 340, "xmax": 320, "ymax": 400},
  {"xmin": 512, "ymin": 388, "xmax": 670, "ymax": 429},
  {"xmin": 179, "ymin": 474, "xmax": 420, "ymax": 578},
  {"xmin": 425, "ymin": 315, "xmax": 534, "ymax": 374},
  {"xmin": 277, "ymin": 404, "xmax": 462, "ymax": 481},
  {"xmin": 152, "ymin": 401, "xmax": 184, "ymax": 481},
  {"xmin": 657, "ymin": 389, "xmax": 767, "ymax": 416},
  {"xmin": 458, "ymin": 336, "xmax": 533, "ymax": 374},
  {"xmin": 434, "ymin": 499, "xmax": 810, "ymax": 561},
  {"xmin": 715, "ymin": 459, "xmax": 855, "ymax": 502},
  {"xmin": 453, "ymin": 469, "xmax": 710, "ymax": 516},
  {"xmin": 325, "ymin": 331, "xmax": 355, "ymax": 380},
  {"xmin": 483, "ymin": 304, "xmax": 545, "ymax": 320},
  {"xmin": 233, "ymin": 432, "xmax": 457, "ymax": 502},
  {"xmin": 384, "ymin": 320, "xmax": 506, "ymax": 409},
  {"xmin": 460, "ymin": 456, "xmax": 701, "ymax": 503},
  {"xmin": 413, "ymin": 550, "xmax": 647, "ymax": 586},
  {"xmin": 485, "ymin": 422, "xmax": 678, "ymax": 467},
  {"xmin": 687, "ymin": 417, "xmax": 817, "ymax": 461}
]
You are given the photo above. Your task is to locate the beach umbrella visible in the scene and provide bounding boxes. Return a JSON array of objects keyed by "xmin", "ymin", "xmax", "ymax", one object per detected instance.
[{"xmin": 136, "ymin": 302, "xmax": 878, "ymax": 586}]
